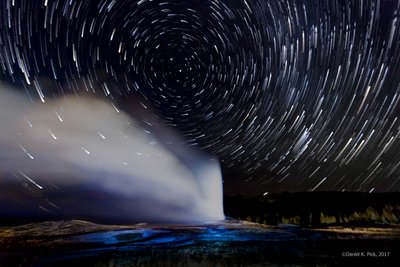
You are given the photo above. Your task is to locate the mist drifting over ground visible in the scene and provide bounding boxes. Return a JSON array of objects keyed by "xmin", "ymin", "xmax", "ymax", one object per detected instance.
[{"xmin": 0, "ymin": 84, "xmax": 224, "ymax": 223}]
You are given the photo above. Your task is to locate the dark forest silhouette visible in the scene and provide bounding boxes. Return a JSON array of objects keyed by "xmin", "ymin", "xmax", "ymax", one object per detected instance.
[{"xmin": 224, "ymin": 192, "xmax": 400, "ymax": 227}]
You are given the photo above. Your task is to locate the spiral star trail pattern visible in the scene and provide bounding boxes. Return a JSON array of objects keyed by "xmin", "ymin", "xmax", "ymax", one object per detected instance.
[{"xmin": 1, "ymin": 0, "xmax": 400, "ymax": 195}]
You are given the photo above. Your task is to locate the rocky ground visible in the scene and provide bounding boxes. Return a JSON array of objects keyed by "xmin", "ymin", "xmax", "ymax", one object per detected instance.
[{"xmin": 1, "ymin": 219, "xmax": 400, "ymax": 266}]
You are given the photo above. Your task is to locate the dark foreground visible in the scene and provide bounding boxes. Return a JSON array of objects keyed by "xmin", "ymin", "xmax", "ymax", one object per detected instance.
[{"xmin": 1, "ymin": 220, "xmax": 399, "ymax": 266}]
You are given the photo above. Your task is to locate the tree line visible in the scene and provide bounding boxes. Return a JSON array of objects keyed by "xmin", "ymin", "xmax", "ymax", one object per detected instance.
[{"xmin": 224, "ymin": 192, "xmax": 400, "ymax": 227}]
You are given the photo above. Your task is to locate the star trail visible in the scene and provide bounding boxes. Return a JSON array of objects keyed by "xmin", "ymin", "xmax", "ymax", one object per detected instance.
[{"xmin": 1, "ymin": 0, "xmax": 400, "ymax": 195}]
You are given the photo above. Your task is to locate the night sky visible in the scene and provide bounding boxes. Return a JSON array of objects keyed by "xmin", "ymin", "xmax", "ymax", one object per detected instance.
[{"xmin": 1, "ymin": 0, "xmax": 400, "ymax": 195}]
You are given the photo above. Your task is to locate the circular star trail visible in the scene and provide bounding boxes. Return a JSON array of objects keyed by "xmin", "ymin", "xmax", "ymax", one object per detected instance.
[{"xmin": 2, "ymin": 0, "xmax": 400, "ymax": 195}]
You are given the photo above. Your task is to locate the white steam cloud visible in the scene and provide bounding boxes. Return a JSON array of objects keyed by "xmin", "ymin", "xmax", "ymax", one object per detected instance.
[{"xmin": 0, "ymin": 85, "xmax": 224, "ymax": 223}]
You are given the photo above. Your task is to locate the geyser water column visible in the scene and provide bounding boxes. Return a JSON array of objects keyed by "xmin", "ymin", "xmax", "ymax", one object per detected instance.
[{"xmin": 0, "ymin": 85, "xmax": 224, "ymax": 223}]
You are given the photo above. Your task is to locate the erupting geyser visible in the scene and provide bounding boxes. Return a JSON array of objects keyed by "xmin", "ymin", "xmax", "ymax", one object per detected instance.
[{"xmin": 0, "ymin": 85, "xmax": 224, "ymax": 223}]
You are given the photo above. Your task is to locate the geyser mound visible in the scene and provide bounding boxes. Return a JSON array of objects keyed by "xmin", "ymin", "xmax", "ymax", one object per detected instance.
[{"xmin": 0, "ymin": 85, "xmax": 224, "ymax": 223}]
